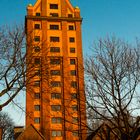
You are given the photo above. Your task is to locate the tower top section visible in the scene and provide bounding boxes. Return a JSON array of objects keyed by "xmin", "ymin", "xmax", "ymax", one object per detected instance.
[{"xmin": 26, "ymin": 0, "xmax": 81, "ymax": 20}]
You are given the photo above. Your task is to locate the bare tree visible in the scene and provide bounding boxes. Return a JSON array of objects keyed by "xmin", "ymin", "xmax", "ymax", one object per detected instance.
[
  {"xmin": 0, "ymin": 112, "xmax": 14, "ymax": 140},
  {"xmin": 0, "ymin": 25, "xmax": 48, "ymax": 111},
  {"xmin": 0, "ymin": 25, "xmax": 27, "ymax": 110},
  {"xmin": 85, "ymin": 37, "xmax": 140, "ymax": 140}
]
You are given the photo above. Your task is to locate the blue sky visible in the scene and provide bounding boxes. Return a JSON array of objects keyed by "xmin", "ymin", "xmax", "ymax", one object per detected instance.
[
  {"xmin": 1, "ymin": 0, "xmax": 140, "ymax": 125},
  {"xmin": 1, "ymin": 0, "xmax": 140, "ymax": 53}
]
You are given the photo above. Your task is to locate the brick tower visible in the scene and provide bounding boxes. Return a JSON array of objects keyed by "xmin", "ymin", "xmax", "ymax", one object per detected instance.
[{"xmin": 25, "ymin": 0, "xmax": 86, "ymax": 139}]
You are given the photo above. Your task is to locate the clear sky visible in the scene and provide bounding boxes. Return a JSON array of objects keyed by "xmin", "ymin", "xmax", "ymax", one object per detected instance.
[
  {"xmin": 1, "ymin": 0, "xmax": 140, "ymax": 125},
  {"xmin": 1, "ymin": 0, "xmax": 140, "ymax": 53}
]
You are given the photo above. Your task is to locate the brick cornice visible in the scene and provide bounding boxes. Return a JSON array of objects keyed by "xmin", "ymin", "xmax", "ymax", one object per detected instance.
[{"xmin": 26, "ymin": 16, "xmax": 82, "ymax": 22}]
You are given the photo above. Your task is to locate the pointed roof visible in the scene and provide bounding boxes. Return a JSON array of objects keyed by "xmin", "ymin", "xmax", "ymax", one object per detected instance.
[
  {"xmin": 26, "ymin": 0, "xmax": 81, "ymax": 19},
  {"xmin": 29, "ymin": 0, "xmax": 75, "ymax": 12},
  {"xmin": 16, "ymin": 124, "xmax": 46, "ymax": 140}
]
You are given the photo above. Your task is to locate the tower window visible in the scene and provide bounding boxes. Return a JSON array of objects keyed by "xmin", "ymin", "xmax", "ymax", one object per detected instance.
[
  {"xmin": 72, "ymin": 117, "xmax": 78, "ymax": 123},
  {"xmin": 36, "ymin": 13, "xmax": 40, "ymax": 16},
  {"xmin": 70, "ymin": 59, "xmax": 76, "ymax": 65},
  {"xmin": 72, "ymin": 105, "xmax": 78, "ymax": 111},
  {"xmin": 34, "ymin": 117, "xmax": 40, "ymax": 124},
  {"xmin": 34, "ymin": 70, "xmax": 40, "ymax": 76},
  {"xmin": 50, "ymin": 13, "xmax": 58, "ymax": 17},
  {"xmin": 34, "ymin": 36, "xmax": 40, "ymax": 42},
  {"xmin": 50, "ymin": 36, "xmax": 60, "ymax": 42},
  {"xmin": 51, "ymin": 105, "xmax": 61, "ymax": 111},
  {"xmin": 50, "ymin": 25, "xmax": 59, "ymax": 30},
  {"xmin": 34, "ymin": 81, "xmax": 40, "ymax": 87},
  {"xmin": 72, "ymin": 131, "xmax": 79, "ymax": 136},
  {"xmin": 50, "ymin": 4, "xmax": 58, "ymax": 9},
  {"xmin": 69, "ymin": 37, "xmax": 75, "ymax": 42},
  {"xmin": 70, "ymin": 70, "xmax": 76, "ymax": 76},
  {"xmin": 69, "ymin": 25, "xmax": 74, "ymax": 30},
  {"xmin": 68, "ymin": 14, "xmax": 73, "ymax": 18},
  {"xmin": 34, "ymin": 58, "xmax": 40, "ymax": 64},
  {"xmin": 71, "ymin": 81, "xmax": 77, "ymax": 88},
  {"xmin": 51, "ymin": 81, "xmax": 61, "ymax": 87},
  {"xmin": 70, "ymin": 48, "xmax": 75, "ymax": 53},
  {"xmin": 51, "ymin": 70, "xmax": 61, "ymax": 76},
  {"xmin": 34, "ymin": 46, "xmax": 40, "ymax": 52},
  {"xmin": 71, "ymin": 93, "xmax": 77, "ymax": 99},
  {"xmin": 50, "ymin": 47, "xmax": 60, "ymax": 52},
  {"xmin": 51, "ymin": 93, "xmax": 61, "ymax": 99},
  {"xmin": 52, "ymin": 131, "xmax": 62, "ymax": 137},
  {"xmin": 50, "ymin": 59, "xmax": 61, "ymax": 65},
  {"xmin": 51, "ymin": 117, "xmax": 62, "ymax": 124},
  {"xmin": 34, "ymin": 24, "xmax": 40, "ymax": 29},
  {"xmin": 34, "ymin": 105, "xmax": 40, "ymax": 111},
  {"xmin": 34, "ymin": 93, "xmax": 40, "ymax": 99}
]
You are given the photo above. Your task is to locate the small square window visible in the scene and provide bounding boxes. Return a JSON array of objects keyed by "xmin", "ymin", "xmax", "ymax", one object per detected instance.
[
  {"xmin": 34, "ymin": 36, "xmax": 40, "ymax": 42},
  {"xmin": 34, "ymin": 70, "xmax": 40, "ymax": 76},
  {"xmin": 34, "ymin": 105, "xmax": 40, "ymax": 111},
  {"xmin": 71, "ymin": 93, "xmax": 77, "ymax": 99},
  {"xmin": 72, "ymin": 131, "xmax": 79, "ymax": 136},
  {"xmin": 34, "ymin": 58, "xmax": 40, "ymax": 64},
  {"xmin": 51, "ymin": 105, "xmax": 61, "ymax": 111},
  {"xmin": 57, "ymin": 131, "xmax": 62, "ymax": 137},
  {"xmin": 71, "ymin": 81, "xmax": 77, "ymax": 88},
  {"xmin": 52, "ymin": 131, "xmax": 57, "ymax": 137},
  {"xmin": 50, "ymin": 4, "xmax": 58, "ymax": 9},
  {"xmin": 34, "ymin": 81, "xmax": 40, "ymax": 87},
  {"xmin": 68, "ymin": 14, "xmax": 73, "ymax": 18},
  {"xmin": 72, "ymin": 117, "xmax": 78, "ymax": 123},
  {"xmin": 51, "ymin": 70, "xmax": 61, "ymax": 76},
  {"xmin": 70, "ymin": 48, "xmax": 75, "ymax": 53},
  {"xmin": 51, "ymin": 93, "xmax": 61, "ymax": 99},
  {"xmin": 57, "ymin": 118, "xmax": 62, "ymax": 124},
  {"xmin": 50, "ymin": 36, "xmax": 60, "ymax": 42},
  {"xmin": 50, "ymin": 25, "xmax": 59, "ymax": 30},
  {"xmin": 50, "ymin": 47, "xmax": 60, "ymax": 52},
  {"xmin": 51, "ymin": 117, "xmax": 57, "ymax": 124},
  {"xmin": 52, "ymin": 131, "xmax": 62, "ymax": 137},
  {"xmin": 51, "ymin": 117, "xmax": 62, "ymax": 124},
  {"xmin": 34, "ymin": 117, "xmax": 40, "ymax": 124},
  {"xmin": 72, "ymin": 105, "xmax": 78, "ymax": 111},
  {"xmin": 70, "ymin": 70, "xmax": 76, "ymax": 76},
  {"xmin": 70, "ymin": 59, "xmax": 76, "ymax": 65},
  {"xmin": 51, "ymin": 118, "xmax": 56, "ymax": 124},
  {"xmin": 34, "ymin": 93, "xmax": 40, "ymax": 99},
  {"xmin": 50, "ymin": 59, "xmax": 61, "ymax": 65},
  {"xmin": 34, "ymin": 46, "xmax": 40, "ymax": 52},
  {"xmin": 34, "ymin": 24, "xmax": 40, "ymax": 29},
  {"xmin": 69, "ymin": 37, "xmax": 75, "ymax": 42},
  {"xmin": 51, "ymin": 81, "xmax": 61, "ymax": 87},
  {"xmin": 69, "ymin": 25, "xmax": 74, "ymax": 30},
  {"xmin": 36, "ymin": 13, "xmax": 40, "ymax": 16}
]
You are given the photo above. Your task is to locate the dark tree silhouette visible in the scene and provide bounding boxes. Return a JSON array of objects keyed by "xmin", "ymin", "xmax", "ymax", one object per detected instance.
[
  {"xmin": 85, "ymin": 37, "xmax": 140, "ymax": 140},
  {"xmin": 0, "ymin": 112, "xmax": 14, "ymax": 140},
  {"xmin": 0, "ymin": 26, "xmax": 26, "ymax": 110}
]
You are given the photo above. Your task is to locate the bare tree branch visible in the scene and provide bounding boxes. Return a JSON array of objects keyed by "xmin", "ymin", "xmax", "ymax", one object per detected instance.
[{"xmin": 85, "ymin": 37, "xmax": 140, "ymax": 140}]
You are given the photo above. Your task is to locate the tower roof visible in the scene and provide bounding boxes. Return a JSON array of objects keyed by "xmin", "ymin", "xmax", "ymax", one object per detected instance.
[{"xmin": 26, "ymin": 0, "xmax": 81, "ymax": 18}]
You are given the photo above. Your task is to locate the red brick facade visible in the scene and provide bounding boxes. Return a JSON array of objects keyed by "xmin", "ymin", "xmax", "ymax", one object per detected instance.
[{"xmin": 26, "ymin": 0, "xmax": 87, "ymax": 139}]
